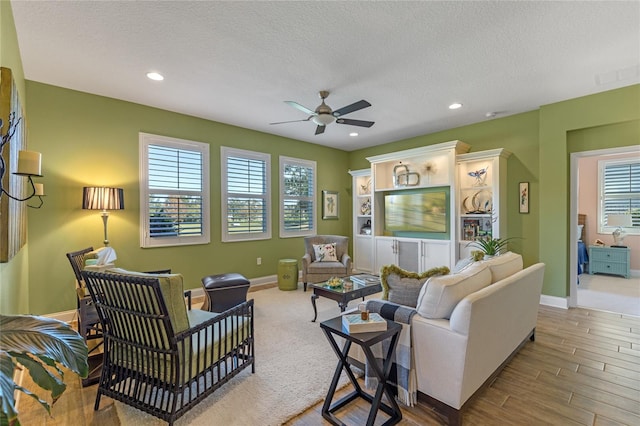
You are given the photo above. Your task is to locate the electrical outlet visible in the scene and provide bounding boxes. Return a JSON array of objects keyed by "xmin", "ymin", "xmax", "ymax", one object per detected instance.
[{"xmin": 257, "ymin": 257, "xmax": 262, "ymax": 265}]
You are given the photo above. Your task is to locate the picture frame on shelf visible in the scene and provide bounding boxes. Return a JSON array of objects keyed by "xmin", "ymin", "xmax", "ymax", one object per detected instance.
[
  {"xmin": 519, "ymin": 182, "xmax": 529, "ymax": 214},
  {"xmin": 322, "ymin": 190, "xmax": 339, "ymax": 220}
]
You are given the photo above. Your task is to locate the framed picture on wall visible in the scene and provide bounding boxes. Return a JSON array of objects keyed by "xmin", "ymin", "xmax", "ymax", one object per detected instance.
[
  {"xmin": 322, "ymin": 190, "xmax": 339, "ymax": 220},
  {"xmin": 519, "ymin": 182, "xmax": 529, "ymax": 214}
]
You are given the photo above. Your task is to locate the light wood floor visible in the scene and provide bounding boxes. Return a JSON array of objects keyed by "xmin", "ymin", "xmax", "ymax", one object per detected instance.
[{"xmin": 17, "ymin": 305, "xmax": 640, "ymax": 425}]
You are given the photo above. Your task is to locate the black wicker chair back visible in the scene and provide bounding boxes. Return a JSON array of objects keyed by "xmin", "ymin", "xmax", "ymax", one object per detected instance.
[
  {"xmin": 81, "ymin": 270, "xmax": 255, "ymax": 425},
  {"xmin": 65, "ymin": 247, "xmax": 102, "ymax": 341}
]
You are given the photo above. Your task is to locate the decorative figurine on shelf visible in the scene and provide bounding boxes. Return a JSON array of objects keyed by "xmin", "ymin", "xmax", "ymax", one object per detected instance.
[
  {"xmin": 393, "ymin": 162, "xmax": 420, "ymax": 187},
  {"xmin": 468, "ymin": 166, "xmax": 488, "ymax": 186},
  {"xmin": 421, "ymin": 161, "xmax": 437, "ymax": 184},
  {"xmin": 359, "ymin": 178, "xmax": 371, "ymax": 195},
  {"xmin": 360, "ymin": 198, "xmax": 371, "ymax": 215}
]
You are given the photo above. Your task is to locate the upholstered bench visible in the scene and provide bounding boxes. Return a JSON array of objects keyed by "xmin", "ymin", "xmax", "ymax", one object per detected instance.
[{"xmin": 201, "ymin": 273, "xmax": 250, "ymax": 312}]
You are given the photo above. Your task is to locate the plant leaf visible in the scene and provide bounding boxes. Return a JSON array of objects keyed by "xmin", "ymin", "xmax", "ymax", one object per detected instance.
[
  {"xmin": 0, "ymin": 351, "xmax": 18, "ymax": 424},
  {"xmin": 8, "ymin": 353, "xmax": 66, "ymax": 400},
  {"xmin": 0, "ymin": 315, "xmax": 88, "ymax": 378}
]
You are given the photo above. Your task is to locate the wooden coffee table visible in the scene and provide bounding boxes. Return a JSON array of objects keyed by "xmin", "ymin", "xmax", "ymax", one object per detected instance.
[{"xmin": 309, "ymin": 276, "xmax": 382, "ymax": 322}]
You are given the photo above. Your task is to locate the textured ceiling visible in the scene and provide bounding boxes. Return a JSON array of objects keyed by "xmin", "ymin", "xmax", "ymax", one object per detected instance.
[{"xmin": 10, "ymin": 1, "xmax": 640, "ymax": 151}]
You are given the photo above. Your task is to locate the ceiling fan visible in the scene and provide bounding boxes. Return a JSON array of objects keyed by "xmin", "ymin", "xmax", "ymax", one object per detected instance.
[{"xmin": 270, "ymin": 91, "xmax": 374, "ymax": 135}]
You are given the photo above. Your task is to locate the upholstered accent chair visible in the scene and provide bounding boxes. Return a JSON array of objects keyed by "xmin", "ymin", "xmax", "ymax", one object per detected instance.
[{"xmin": 302, "ymin": 235, "xmax": 351, "ymax": 291}]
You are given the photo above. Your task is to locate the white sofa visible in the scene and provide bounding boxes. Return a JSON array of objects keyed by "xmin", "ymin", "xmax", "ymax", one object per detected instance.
[{"xmin": 352, "ymin": 252, "xmax": 545, "ymax": 425}]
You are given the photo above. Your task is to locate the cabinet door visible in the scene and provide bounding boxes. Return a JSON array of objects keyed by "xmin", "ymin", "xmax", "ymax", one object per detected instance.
[
  {"xmin": 354, "ymin": 236, "xmax": 373, "ymax": 273},
  {"xmin": 397, "ymin": 239, "xmax": 421, "ymax": 272},
  {"xmin": 374, "ymin": 237, "xmax": 397, "ymax": 272},
  {"xmin": 421, "ymin": 240, "xmax": 451, "ymax": 270}
]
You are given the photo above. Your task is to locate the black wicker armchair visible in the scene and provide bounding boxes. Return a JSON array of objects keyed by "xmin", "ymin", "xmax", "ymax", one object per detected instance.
[{"xmin": 81, "ymin": 269, "xmax": 255, "ymax": 425}]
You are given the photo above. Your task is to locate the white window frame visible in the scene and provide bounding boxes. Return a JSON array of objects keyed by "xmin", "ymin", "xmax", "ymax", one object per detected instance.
[
  {"xmin": 139, "ymin": 133, "xmax": 210, "ymax": 248},
  {"xmin": 221, "ymin": 147, "xmax": 271, "ymax": 242},
  {"xmin": 279, "ymin": 156, "xmax": 317, "ymax": 238},
  {"xmin": 598, "ymin": 157, "xmax": 640, "ymax": 235}
]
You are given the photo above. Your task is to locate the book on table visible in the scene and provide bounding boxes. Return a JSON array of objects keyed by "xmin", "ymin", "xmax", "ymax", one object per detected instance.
[
  {"xmin": 342, "ymin": 313, "xmax": 387, "ymax": 333},
  {"xmin": 349, "ymin": 274, "xmax": 380, "ymax": 285}
]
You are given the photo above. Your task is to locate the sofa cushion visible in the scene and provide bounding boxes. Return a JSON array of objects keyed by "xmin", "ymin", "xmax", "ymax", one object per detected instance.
[
  {"xmin": 313, "ymin": 243, "xmax": 338, "ymax": 262},
  {"xmin": 416, "ymin": 262, "xmax": 492, "ymax": 319},
  {"xmin": 106, "ymin": 268, "xmax": 190, "ymax": 333},
  {"xmin": 479, "ymin": 251, "xmax": 523, "ymax": 283},
  {"xmin": 380, "ymin": 264, "xmax": 450, "ymax": 306}
]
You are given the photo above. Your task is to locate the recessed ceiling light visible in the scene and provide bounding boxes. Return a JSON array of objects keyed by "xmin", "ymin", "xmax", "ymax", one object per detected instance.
[
  {"xmin": 349, "ymin": 132, "xmax": 359, "ymax": 137},
  {"xmin": 449, "ymin": 102, "xmax": 463, "ymax": 110},
  {"xmin": 146, "ymin": 72, "xmax": 164, "ymax": 81}
]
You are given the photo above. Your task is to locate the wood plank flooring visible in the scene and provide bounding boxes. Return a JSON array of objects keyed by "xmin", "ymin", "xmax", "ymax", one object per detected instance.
[{"xmin": 16, "ymin": 305, "xmax": 640, "ymax": 425}]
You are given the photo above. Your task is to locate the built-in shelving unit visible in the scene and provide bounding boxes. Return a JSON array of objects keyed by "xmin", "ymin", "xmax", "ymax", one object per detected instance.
[
  {"xmin": 365, "ymin": 141, "xmax": 470, "ymax": 272},
  {"xmin": 350, "ymin": 142, "xmax": 513, "ymax": 273},
  {"xmin": 456, "ymin": 149, "xmax": 511, "ymax": 260},
  {"xmin": 349, "ymin": 169, "xmax": 373, "ymax": 273}
]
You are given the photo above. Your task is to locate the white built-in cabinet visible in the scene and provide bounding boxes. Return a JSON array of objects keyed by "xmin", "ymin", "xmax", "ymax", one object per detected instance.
[
  {"xmin": 374, "ymin": 237, "xmax": 451, "ymax": 273},
  {"xmin": 350, "ymin": 141, "xmax": 511, "ymax": 273},
  {"xmin": 365, "ymin": 141, "xmax": 470, "ymax": 273},
  {"xmin": 349, "ymin": 169, "xmax": 373, "ymax": 273},
  {"xmin": 456, "ymin": 149, "xmax": 511, "ymax": 260}
]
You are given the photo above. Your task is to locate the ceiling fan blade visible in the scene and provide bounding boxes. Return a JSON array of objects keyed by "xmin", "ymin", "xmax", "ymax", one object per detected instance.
[
  {"xmin": 336, "ymin": 118, "xmax": 375, "ymax": 128},
  {"xmin": 332, "ymin": 100, "xmax": 371, "ymax": 117},
  {"xmin": 270, "ymin": 116, "xmax": 312, "ymax": 125},
  {"xmin": 284, "ymin": 101, "xmax": 315, "ymax": 115},
  {"xmin": 315, "ymin": 125, "xmax": 326, "ymax": 135}
]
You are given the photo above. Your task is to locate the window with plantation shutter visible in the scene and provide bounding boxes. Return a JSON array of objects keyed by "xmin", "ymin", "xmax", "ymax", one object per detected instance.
[
  {"xmin": 221, "ymin": 147, "xmax": 271, "ymax": 242},
  {"xmin": 280, "ymin": 156, "xmax": 316, "ymax": 238},
  {"xmin": 140, "ymin": 133, "xmax": 210, "ymax": 248},
  {"xmin": 598, "ymin": 158, "xmax": 640, "ymax": 235}
]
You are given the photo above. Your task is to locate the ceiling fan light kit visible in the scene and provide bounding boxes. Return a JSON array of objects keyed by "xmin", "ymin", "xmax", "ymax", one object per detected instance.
[{"xmin": 271, "ymin": 90, "xmax": 374, "ymax": 135}]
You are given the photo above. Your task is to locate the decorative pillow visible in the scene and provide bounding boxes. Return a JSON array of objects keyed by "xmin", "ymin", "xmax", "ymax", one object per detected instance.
[
  {"xmin": 416, "ymin": 262, "xmax": 492, "ymax": 319},
  {"xmin": 313, "ymin": 243, "xmax": 338, "ymax": 262},
  {"xmin": 479, "ymin": 251, "xmax": 523, "ymax": 283},
  {"xmin": 380, "ymin": 264, "xmax": 450, "ymax": 306},
  {"xmin": 452, "ymin": 257, "xmax": 475, "ymax": 273}
]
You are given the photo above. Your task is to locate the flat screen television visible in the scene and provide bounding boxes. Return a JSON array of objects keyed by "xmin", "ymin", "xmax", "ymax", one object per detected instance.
[{"xmin": 385, "ymin": 191, "xmax": 447, "ymax": 233}]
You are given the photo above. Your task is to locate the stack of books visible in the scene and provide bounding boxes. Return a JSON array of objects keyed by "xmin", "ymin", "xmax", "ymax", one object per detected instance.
[
  {"xmin": 342, "ymin": 313, "xmax": 387, "ymax": 333},
  {"xmin": 350, "ymin": 274, "xmax": 380, "ymax": 285}
]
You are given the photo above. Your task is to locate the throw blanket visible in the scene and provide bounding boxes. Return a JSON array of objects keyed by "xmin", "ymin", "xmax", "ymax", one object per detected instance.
[{"xmin": 364, "ymin": 299, "xmax": 417, "ymax": 406}]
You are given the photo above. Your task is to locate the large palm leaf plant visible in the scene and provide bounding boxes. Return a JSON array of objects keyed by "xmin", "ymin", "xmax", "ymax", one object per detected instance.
[
  {"xmin": 0, "ymin": 315, "xmax": 88, "ymax": 426},
  {"xmin": 467, "ymin": 237, "xmax": 519, "ymax": 256}
]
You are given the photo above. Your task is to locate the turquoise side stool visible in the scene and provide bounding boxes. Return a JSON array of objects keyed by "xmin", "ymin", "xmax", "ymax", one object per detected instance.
[{"xmin": 278, "ymin": 259, "xmax": 299, "ymax": 291}]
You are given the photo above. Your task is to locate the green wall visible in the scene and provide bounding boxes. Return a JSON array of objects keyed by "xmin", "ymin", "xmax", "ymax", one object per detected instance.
[
  {"xmin": 0, "ymin": 0, "xmax": 29, "ymax": 314},
  {"xmin": 539, "ymin": 86, "xmax": 640, "ymax": 297},
  {"xmin": 24, "ymin": 82, "xmax": 351, "ymax": 315}
]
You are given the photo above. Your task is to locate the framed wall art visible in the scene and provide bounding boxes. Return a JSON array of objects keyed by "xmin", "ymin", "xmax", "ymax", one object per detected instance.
[
  {"xmin": 519, "ymin": 182, "xmax": 529, "ymax": 214},
  {"xmin": 322, "ymin": 190, "xmax": 339, "ymax": 220}
]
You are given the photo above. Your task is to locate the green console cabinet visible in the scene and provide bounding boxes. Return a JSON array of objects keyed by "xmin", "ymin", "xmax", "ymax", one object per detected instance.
[{"xmin": 588, "ymin": 246, "xmax": 630, "ymax": 279}]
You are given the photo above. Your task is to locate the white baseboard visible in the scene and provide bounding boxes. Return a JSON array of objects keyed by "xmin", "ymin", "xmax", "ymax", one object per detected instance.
[{"xmin": 539, "ymin": 294, "xmax": 569, "ymax": 309}]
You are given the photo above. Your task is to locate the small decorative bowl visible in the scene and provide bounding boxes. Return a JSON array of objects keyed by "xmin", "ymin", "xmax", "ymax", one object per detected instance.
[{"xmin": 326, "ymin": 277, "xmax": 344, "ymax": 288}]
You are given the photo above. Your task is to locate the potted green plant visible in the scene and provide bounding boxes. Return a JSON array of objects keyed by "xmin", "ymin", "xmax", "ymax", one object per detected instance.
[
  {"xmin": 467, "ymin": 237, "xmax": 517, "ymax": 257},
  {"xmin": 0, "ymin": 314, "xmax": 88, "ymax": 425}
]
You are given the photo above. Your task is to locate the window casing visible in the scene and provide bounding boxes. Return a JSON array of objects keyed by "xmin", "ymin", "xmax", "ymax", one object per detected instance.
[
  {"xmin": 280, "ymin": 156, "xmax": 316, "ymax": 238},
  {"xmin": 598, "ymin": 158, "xmax": 640, "ymax": 235},
  {"xmin": 139, "ymin": 133, "xmax": 210, "ymax": 248},
  {"xmin": 221, "ymin": 147, "xmax": 271, "ymax": 242}
]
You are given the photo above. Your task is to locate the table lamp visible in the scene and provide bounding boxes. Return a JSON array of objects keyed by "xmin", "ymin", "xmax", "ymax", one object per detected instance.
[
  {"xmin": 607, "ymin": 213, "xmax": 632, "ymax": 247},
  {"xmin": 83, "ymin": 187, "xmax": 124, "ymax": 246}
]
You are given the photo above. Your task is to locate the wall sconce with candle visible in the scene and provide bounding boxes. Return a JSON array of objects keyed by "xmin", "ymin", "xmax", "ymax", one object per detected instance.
[
  {"xmin": 0, "ymin": 113, "xmax": 45, "ymax": 208},
  {"xmin": 82, "ymin": 186, "xmax": 124, "ymax": 247}
]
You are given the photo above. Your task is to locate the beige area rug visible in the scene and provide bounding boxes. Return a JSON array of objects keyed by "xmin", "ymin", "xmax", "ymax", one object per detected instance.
[{"xmin": 115, "ymin": 285, "xmax": 373, "ymax": 425}]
